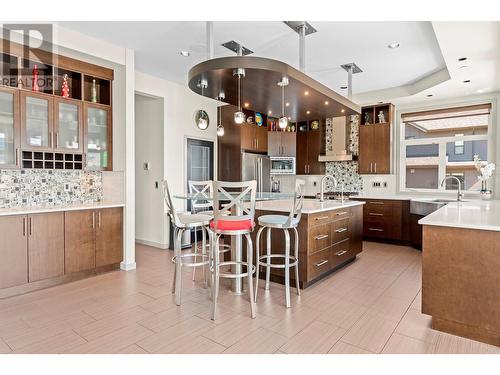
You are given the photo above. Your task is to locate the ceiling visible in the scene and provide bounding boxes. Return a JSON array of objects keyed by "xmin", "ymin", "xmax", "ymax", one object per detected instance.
[{"xmin": 57, "ymin": 21, "xmax": 446, "ymax": 96}]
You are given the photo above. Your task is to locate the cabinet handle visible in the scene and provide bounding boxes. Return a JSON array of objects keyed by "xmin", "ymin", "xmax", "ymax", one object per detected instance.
[
  {"xmin": 98, "ymin": 210, "xmax": 102, "ymax": 228},
  {"xmin": 29, "ymin": 217, "xmax": 32, "ymax": 236},
  {"xmin": 92, "ymin": 211, "xmax": 95, "ymax": 229},
  {"xmin": 22, "ymin": 217, "xmax": 26, "ymax": 236},
  {"xmin": 56, "ymin": 132, "xmax": 59, "ymax": 148},
  {"xmin": 49, "ymin": 131, "xmax": 53, "ymax": 148},
  {"xmin": 369, "ymin": 213, "xmax": 384, "ymax": 216},
  {"xmin": 370, "ymin": 162, "xmax": 373, "ymax": 173},
  {"xmin": 256, "ymin": 139, "xmax": 258, "ymax": 149},
  {"xmin": 15, "ymin": 148, "xmax": 19, "ymax": 165},
  {"xmin": 335, "ymin": 211, "xmax": 348, "ymax": 216},
  {"xmin": 335, "ymin": 228, "xmax": 348, "ymax": 233},
  {"xmin": 314, "ymin": 234, "xmax": 329, "ymax": 240},
  {"xmin": 335, "ymin": 250, "xmax": 347, "ymax": 256},
  {"xmin": 368, "ymin": 228, "xmax": 384, "ymax": 232},
  {"xmin": 315, "ymin": 216, "xmax": 329, "ymax": 221},
  {"xmin": 315, "ymin": 260, "xmax": 329, "ymax": 267},
  {"xmin": 369, "ymin": 201, "xmax": 384, "ymax": 205},
  {"xmin": 374, "ymin": 162, "xmax": 377, "ymax": 173}
]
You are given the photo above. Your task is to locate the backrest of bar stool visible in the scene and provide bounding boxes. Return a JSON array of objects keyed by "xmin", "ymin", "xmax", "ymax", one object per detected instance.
[
  {"xmin": 286, "ymin": 179, "xmax": 305, "ymax": 227},
  {"xmin": 162, "ymin": 180, "xmax": 183, "ymax": 228},
  {"xmin": 212, "ymin": 180, "xmax": 257, "ymax": 232},
  {"xmin": 188, "ymin": 180, "xmax": 213, "ymax": 213}
]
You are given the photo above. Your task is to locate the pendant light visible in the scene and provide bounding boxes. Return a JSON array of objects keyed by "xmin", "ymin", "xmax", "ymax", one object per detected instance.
[
  {"xmin": 233, "ymin": 68, "xmax": 246, "ymax": 124},
  {"xmin": 195, "ymin": 79, "xmax": 209, "ymax": 130},
  {"xmin": 278, "ymin": 76, "xmax": 289, "ymax": 129},
  {"xmin": 216, "ymin": 92, "xmax": 225, "ymax": 136}
]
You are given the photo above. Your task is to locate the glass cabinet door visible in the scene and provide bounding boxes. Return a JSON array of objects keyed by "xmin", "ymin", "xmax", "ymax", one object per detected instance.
[
  {"xmin": 86, "ymin": 105, "xmax": 110, "ymax": 170},
  {"xmin": 56, "ymin": 100, "xmax": 81, "ymax": 151},
  {"xmin": 23, "ymin": 93, "xmax": 52, "ymax": 149},
  {"xmin": 0, "ymin": 90, "xmax": 18, "ymax": 167}
]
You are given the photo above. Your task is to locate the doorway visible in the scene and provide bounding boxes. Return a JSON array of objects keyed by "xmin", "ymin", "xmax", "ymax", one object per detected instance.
[{"xmin": 186, "ymin": 138, "xmax": 214, "ymax": 212}]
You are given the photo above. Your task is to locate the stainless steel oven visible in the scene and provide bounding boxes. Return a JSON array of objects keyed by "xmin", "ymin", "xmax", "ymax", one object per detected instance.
[{"xmin": 270, "ymin": 157, "xmax": 296, "ymax": 175}]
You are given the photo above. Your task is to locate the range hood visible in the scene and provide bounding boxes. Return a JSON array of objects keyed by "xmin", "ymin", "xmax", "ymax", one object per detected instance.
[{"xmin": 318, "ymin": 116, "xmax": 353, "ymax": 162}]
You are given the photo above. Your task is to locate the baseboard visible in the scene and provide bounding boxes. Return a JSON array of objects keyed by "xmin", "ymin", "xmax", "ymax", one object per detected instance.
[
  {"xmin": 120, "ymin": 261, "xmax": 137, "ymax": 271},
  {"xmin": 135, "ymin": 238, "xmax": 169, "ymax": 249}
]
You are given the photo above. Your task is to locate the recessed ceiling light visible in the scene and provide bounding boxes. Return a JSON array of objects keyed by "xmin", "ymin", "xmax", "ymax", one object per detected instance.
[
  {"xmin": 458, "ymin": 57, "xmax": 467, "ymax": 62},
  {"xmin": 244, "ymin": 102, "xmax": 250, "ymax": 107},
  {"xmin": 463, "ymin": 80, "xmax": 471, "ymax": 83},
  {"xmin": 377, "ymin": 101, "xmax": 383, "ymax": 104},
  {"xmin": 306, "ymin": 110, "xmax": 310, "ymax": 115},
  {"xmin": 268, "ymin": 110, "xmax": 272, "ymax": 115},
  {"xmin": 426, "ymin": 94, "xmax": 433, "ymax": 97},
  {"xmin": 459, "ymin": 65, "xmax": 469, "ymax": 70},
  {"xmin": 285, "ymin": 102, "xmax": 290, "ymax": 107},
  {"xmin": 388, "ymin": 42, "xmax": 400, "ymax": 49},
  {"xmin": 304, "ymin": 91, "xmax": 309, "ymax": 96},
  {"xmin": 341, "ymin": 109, "xmax": 345, "ymax": 113},
  {"xmin": 340, "ymin": 86, "xmax": 348, "ymax": 90},
  {"xmin": 180, "ymin": 50, "xmax": 190, "ymax": 57},
  {"xmin": 324, "ymin": 101, "xmax": 329, "ymax": 105}
]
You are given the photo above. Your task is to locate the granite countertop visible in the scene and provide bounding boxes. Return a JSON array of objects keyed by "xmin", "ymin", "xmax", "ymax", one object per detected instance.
[
  {"xmin": 418, "ymin": 200, "xmax": 500, "ymax": 232},
  {"xmin": 255, "ymin": 198, "xmax": 365, "ymax": 214},
  {"xmin": 0, "ymin": 201, "xmax": 125, "ymax": 216}
]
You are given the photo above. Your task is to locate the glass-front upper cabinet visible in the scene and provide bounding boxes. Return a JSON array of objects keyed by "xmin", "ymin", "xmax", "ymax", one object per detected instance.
[
  {"xmin": 84, "ymin": 103, "xmax": 111, "ymax": 170},
  {"xmin": 21, "ymin": 91, "xmax": 54, "ymax": 150},
  {"xmin": 54, "ymin": 98, "xmax": 83, "ymax": 152},
  {"xmin": 0, "ymin": 88, "xmax": 20, "ymax": 168}
]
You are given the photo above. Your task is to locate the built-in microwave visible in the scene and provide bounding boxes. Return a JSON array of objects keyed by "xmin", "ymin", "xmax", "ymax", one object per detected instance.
[{"xmin": 270, "ymin": 157, "xmax": 296, "ymax": 175}]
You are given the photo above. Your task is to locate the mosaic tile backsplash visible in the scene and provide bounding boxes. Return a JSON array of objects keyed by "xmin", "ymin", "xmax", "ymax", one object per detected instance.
[
  {"xmin": 0, "ymin": 170, "xmax": 102, "ymax": 208},
  {"xmin": 324, "ymin": 114, "xmax": 362, "ymax": 192}
]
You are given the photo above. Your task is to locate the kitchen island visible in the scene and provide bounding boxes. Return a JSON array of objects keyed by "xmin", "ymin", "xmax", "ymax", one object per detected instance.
[
  {"xmin": 419, "ymin": 200, "xmax": 500, "ymax": 347},
  {"xmin": 252, "ymin": 199, "xmax": 364, "ymax": 288}
]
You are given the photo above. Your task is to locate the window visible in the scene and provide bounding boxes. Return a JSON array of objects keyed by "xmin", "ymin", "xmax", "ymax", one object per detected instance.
[{"xmin": 401, "ymin": 104, "xmax": 490, "ymax": 192}]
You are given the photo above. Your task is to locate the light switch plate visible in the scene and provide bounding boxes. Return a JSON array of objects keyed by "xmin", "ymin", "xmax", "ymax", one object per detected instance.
[
  {"xmin": 64, "ymin": 183, "xmax": 71, "ymax": 192},
  {"xmin": 143, "ymin": 162, "xmax": 150, "ymax": 171}
]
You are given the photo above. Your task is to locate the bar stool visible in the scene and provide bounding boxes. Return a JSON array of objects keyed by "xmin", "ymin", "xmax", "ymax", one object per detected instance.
[
  {"xmin": 254, "ymin": 180, "xmax": 305, "ymax": 308},
  {"xmin": 163, "ymin": 180, "xmax": 211, "ymax": 306},
  {"xmin": 209, "ymin": 180, "xmax": 257, "ymax": 320},
  {"xmin": 188, "ymin": 180, "xmax": 231, "ymax": 281}
]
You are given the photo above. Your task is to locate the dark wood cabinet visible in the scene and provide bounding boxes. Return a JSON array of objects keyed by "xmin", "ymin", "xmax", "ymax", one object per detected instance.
[
  {"xmin": 65, "ymin": 209, "xmax": 96, "ymax": 273},
  {"xmin": 268, "ymin": 131, "xmax": 296, "ymax": 156},
  {"xmin": 96, "ymin": 207, "xmax": 123, "ymax": 267},
  {"xmin": 296, "ymin": 125, "xmax": 324, "ymax": 175},
  {"xmin": 28, "ymin": 212, "xmax": 65, "ymax": 282},
  {"xmin": 358, "ymin": 103, "xmax": 393, "ymax": 174},
  {"xmin": 65, "ymin": 207, "xmax": 123, "ymax": 273},
  {"xmin": 0, "ymin": 215, "xmax": 28, "ymax": 289}
]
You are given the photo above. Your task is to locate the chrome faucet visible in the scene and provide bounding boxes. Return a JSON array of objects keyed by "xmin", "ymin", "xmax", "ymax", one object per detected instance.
[
  {"xmin": 320, "ymin": 174, "xmax": 338, "ymax": 202},
  {"xmin": 440, "ymin": 176, "xmax": 464, "ymax": 201}
]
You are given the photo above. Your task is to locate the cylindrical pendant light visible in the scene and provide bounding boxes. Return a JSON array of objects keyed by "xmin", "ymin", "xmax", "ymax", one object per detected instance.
[
  {"xmin": 233, "ymin": 68, "xmax": 246, "ymax": 124},
  {"xmin": 278, "ymin": 76, "xmax": 289, "ymax": 129},
  {"xmin": 216, "ymin": 92, "xmax": 225, "ymax": 136}
]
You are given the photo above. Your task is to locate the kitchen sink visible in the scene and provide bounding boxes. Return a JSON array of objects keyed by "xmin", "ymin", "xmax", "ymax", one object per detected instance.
[{"xmin": 410, "ymin": 198, "xmax": 464, "ymax": 216}]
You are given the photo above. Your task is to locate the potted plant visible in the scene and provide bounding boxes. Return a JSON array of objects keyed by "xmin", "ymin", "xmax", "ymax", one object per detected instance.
[{"xmin": 473, "ymin": 155, "xmax": 495, "ymax": 200}]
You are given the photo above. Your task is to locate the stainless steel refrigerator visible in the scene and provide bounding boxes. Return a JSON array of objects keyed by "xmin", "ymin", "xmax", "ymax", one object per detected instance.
[{"xmin": 241, "ymin": 152, "xmax": 271, "ymax": 192}]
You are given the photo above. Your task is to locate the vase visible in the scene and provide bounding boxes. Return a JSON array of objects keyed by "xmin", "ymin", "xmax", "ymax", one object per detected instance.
[{"xmin": 480, "ymin": 180, "xmax": 492, "ymax": 200}]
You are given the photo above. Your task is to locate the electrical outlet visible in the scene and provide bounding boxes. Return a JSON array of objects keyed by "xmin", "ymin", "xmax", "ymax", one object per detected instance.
[
  {"xmin": 313, "ymin": 181, "xmax": 317, "ymax": 187},
  {"xmin": 383, "ymin": 182, "xmax": 388, "ymax": 188},
  {"xmin": 64, "ymin": 183, "xmax": 71, "ymax": 192},
  {"xmin": 143, "ymin": 162, "xmax": 150, "ymax": 171},
  {"xmin": 372, "ymin": 181, "xmax": 381, "ymax": 188}
]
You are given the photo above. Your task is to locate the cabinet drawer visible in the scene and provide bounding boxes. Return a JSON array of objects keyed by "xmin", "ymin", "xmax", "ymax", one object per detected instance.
[
  {"xmin": 332, "ymin": 218, "xmax": 350, "ymax": 244},
  {"xmin": 308, "ymin": 223, "xmax": 332, "ymax": 254},
  {"xmin": 331, "ymin": 209, "xmax": 351, "ymax": 221},
  {"xmin": 364, "ymin": 222, "xmax": 391, "ymax": 238},
  {"xmin": 330, "ymin": 239, "xmax": 353, "ymax": 268},
  {"xmin": 365, "ymin": 204, "xmax": 393, "ymax": 217},
  {"xmin": 308, "ymin": 247, "xmax": 332, "ymax": 280},
  {"xmin": 309, "ymin": 212, "xmax": 332, "ymax": 226}
]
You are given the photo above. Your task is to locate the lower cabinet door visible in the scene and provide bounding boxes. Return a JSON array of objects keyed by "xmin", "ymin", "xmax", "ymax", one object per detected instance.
[
  {"xmin": 96, "ymin": 208, "xmax": 123, "ymax": 267},
  {"xmin": 0, "ymin": 215, "xmax": 28, "ymax": 289},
  {"xmin": 28, "ymin": 212, "xmax": 65, "ymax": 282},
  {"xmin": 65, "ymin": 210, "xmax": 96, "ymax": 273}
]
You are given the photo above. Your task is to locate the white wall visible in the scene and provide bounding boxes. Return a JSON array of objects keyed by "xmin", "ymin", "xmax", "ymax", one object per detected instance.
[
  {"xmin": 135, "ymin": 71, "xmax": 219, "ymax": 247},
  {"xmin": 135, "ymin": 94, "xmax": 166, "ymax": 248}
]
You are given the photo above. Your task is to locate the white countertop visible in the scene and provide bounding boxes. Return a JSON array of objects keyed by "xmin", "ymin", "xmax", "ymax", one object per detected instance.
[
  {"xmin": 255, "ymin": 198, "xmax": 364, "ymax": 214},
  {"xmin": 0, "ymin": 201, "xmax": 125, "ymax": 216},
  {"xmin": 418, "ymin": 200, "xmax": 500, "ymax": 232}
]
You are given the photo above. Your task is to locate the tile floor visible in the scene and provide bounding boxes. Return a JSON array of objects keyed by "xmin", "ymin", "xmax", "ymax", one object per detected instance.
[{"xmin": 0, "ymin": 241, "xmax": 499, "ymax": 354}]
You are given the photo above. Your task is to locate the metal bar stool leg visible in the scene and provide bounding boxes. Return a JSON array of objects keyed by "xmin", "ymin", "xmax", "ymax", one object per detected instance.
[
  {"xmin": 265, "ymin": 227, "xmax": 272, "ymax": 290},
  {"xmin": 254, "ymin": 226, "xmax": 265, "ymax": 302},
  {"xmin": 192, "ymin": 227, "xmax": 198, "ymax": 281},
  {"xmin": 171, "ymin": 227, "xmax": 179, "ymax": 294},
  {"xmin": 211, "ymin": 234, "xmax": 220, "ymax": 320},
  {"xmin": 284, "ymin": 228, "xmax": 291, "ymax": 308},
  {"xmin": 175, "ymin": 228, "xmax": 184, "ymax": 306},
  {"xmin": 201, "ymin": 226, "xmax": 207, "ymax": 287},
  {"xmin": 293, "ymin": 227, "xmax": 301, "ymax": 296},
  {"xmin": 245, "ymin": 233, "xmax": 256, "ymax": 319}
]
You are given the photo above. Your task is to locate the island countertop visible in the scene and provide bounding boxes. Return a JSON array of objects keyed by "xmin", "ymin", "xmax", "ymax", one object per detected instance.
[
  {"xmin": 255, "ymin": 198, "xmax": 365, "ymax": 214},
  {"xmin": 0, "ymin": 201, "xmax": 125, "ymax": 217},
  {"xmin": 418, "ymin": 199, "xmax": 500, "ymax": 232}
]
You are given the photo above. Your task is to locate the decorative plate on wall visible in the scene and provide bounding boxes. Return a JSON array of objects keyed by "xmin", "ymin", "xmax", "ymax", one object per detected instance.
[
  {"xmin": 194, "ymin": 110, "xmax": 209, "ymax": 130},
  {"xmin": 255, "ymin": 112, "xmax": 263, "ymax": 126},
  {"xmin": 310, "ymin": 120, "xmax": 319, "ymax": 130}
]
